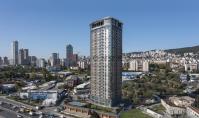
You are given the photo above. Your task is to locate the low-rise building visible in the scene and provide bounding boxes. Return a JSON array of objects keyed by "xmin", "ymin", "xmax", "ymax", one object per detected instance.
[
  {"xmin": 0, "ymin": 84, "xmax": 16, "ymax": 94},
  {"xmin": 187, "ymin": 106, "xmax": 199, "ymax": 118},
  {"xmin": 66, "ymin": 75, "xmax": 80, "ymax": 88},
  {"xmin": 73, "ymin": 81, "xmax": 90, "ymax": 95},
  {"xmin": 161, "ymin": 99, "xmax": 186, "ymax": 116},
  {"xmin": 20, "ymin": 89, "xmax": 67, "ymax": 106},
  {"xmin": 129, "ymin": 60, "xmax": 149, "ymax": 72},
  {"xmin": 169, "ymin": 96, "xmax": 195, "ymax": 107}
]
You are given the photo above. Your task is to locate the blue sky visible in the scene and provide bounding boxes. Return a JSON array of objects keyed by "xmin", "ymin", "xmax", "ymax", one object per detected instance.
[{"xmin": 0, "ymin": 0, "xmax": 199, "ymax": 59}]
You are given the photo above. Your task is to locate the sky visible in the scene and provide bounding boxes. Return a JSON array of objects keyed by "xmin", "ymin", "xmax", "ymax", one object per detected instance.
[{"xmin": 0, "ymin": 0, "xmax": 199, "ymax": 59}]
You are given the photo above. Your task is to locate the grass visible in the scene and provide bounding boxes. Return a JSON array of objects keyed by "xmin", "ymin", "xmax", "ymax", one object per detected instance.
[
  {"xmin": 150, "ymin": 104, "xmax": 166, "ymax": 114},
  {"xmin": 120, "ymin": 109, "xmax": 152, "ymax": 118},
  {"xmin": 90, "ymin": 104, "xmax": 113, "ymax": 113}
]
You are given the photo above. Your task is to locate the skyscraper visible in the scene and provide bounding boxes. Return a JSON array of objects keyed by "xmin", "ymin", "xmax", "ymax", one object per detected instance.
[
  {"xmin": 90, "ymin": 17, "xmax": 123, "ymax": 107},
  {"xmin": 50, "ymin": 53, "xmax": 59, "ymax": 66},
  {"xmin": 12, "ymin": 41, "xmax": 18, "ymax": 65},
  {"xmin": 23, "ymin": 49, "xmax": 29, "ymax": 65},
  {"xmin": 3, "ymin": 57, "xmax": 9, "ymax": 65},
  {"xmin": 66, "ymin": 44, "xmax": 73, "ymax": 66},
  {"xmin": 30, "ymin": 56, "xmax": 37, "ymax": 66},
  {"xmin": 18, "ymin": 49, "xmax": 30, "ymax": 65},
  {"xmin": 0, "ymin": 57, "xmax": 2, "ymax": 65}
]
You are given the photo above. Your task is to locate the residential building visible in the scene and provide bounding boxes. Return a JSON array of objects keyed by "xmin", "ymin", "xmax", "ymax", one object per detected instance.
[
  {"xmin": 129, "ymin": 60, "xmax": 149, "ymax": 72},
  {"xmin": 129, "ymin": 60, "xmax": 138, "ymax": 71},
  {"xmin": 143, "ymin": 60, "xmax": 149, "ymax": 72},
  {"xmin": 78, "ymin": 60, "xmax": 88, "ymax": 69},
  {"xmin": 90, "ymin": 17, "xmax": 122, "ymax": 107},
  {"xmin": 185, "ymin": 63, "xmax": 198, "ymax": 72}
]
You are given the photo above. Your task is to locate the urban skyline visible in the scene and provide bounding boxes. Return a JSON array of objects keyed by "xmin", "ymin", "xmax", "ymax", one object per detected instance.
[
  {"xmin": 1, "ymin": 0, "xmax": 199, "ymax": 58},
  {"xmin": 0, "ymin": 1, "xmax": 199, "ymax": 117}
]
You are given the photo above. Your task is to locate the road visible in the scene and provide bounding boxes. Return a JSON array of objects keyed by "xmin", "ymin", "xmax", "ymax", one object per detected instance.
[
  {"xmin": 0, "ymin": 106, "xmax": 29, "ymax": 118},
  {"xmin": 0, "ymin": 96, "xmax": 75, "ymax": 118},
  {"xmin": 0, "ymin": 96, "xmax": 35, "ymax": 109}
]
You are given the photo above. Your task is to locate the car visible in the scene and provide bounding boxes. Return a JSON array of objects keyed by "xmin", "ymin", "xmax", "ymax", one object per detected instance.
[
  {"xmin": 17, "ymin": 115, "xmax": 23, "ymax": 118},
  {"xmin": 60, "ymin": 115, "xmax": 66, "ymax": 118}
]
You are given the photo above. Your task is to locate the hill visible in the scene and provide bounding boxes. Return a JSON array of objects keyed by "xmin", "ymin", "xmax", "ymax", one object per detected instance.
[{"xmin": 165, "ymin": 45, "xmax": 199, "ymax": 55}]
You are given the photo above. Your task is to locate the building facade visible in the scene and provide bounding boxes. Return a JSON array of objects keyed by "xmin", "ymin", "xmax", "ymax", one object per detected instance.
[{"xmin": 90, "ymin": 17, "xmax": 123, "ymax": 107}]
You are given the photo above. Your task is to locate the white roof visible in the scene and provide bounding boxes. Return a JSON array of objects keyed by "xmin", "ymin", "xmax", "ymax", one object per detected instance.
[{"xmin": 75, "ymin": 82, "xmax": 90, "ymax": 89}]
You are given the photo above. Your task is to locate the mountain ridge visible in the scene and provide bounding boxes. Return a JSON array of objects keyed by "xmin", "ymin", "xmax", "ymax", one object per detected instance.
[{"xmin": 125, "ymin": 45, "xmax": 199, "ymax": 55}]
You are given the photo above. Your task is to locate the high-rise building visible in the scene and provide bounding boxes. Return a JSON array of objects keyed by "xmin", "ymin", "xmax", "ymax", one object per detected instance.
[
  {"xmin": 36, "ymin": 58, "xmax": 45, "ymax": 68},
  {"xmin": 18, "ymin": 49, "xmax": 25, "ymax": 65},
  {"xmin": 18, "ymin": 49, "xmax": 30, "ymax": 65},
  {"xmin": 66, "ymin": 44, "xmax": 73, "ymax": 66},
  {"xmin": 0, "ymin": 57, "xmax": 2, "ymax": 65},
  {"xmin": 90, "ymin": 17, "xmax": 123, "ymax": 107},
  {"xmin": 72, "ymin": 54, "xmax": 78, "ymax": 66},
  {"xmin": 30, "ymin": 56, "xmax": 37, "ymax": 66},
  {"xmin": 23, "ymin": 49, "xmax": 29, "ymax": 65},
  {"xmin": 50, "ymin": 53, "xmax": 59, "ymax": 66},
  {"xmin": 3, "ymin": 57, "xmax": 9, "ymax": 65},
  {"xmin": 12, "ymin": 41, "xmax": 19, "ymax": 65}
]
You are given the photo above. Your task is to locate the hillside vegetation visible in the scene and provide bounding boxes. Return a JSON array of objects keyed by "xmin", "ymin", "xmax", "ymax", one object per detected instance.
[{"xmin": 165, "ymin": 45, "xmax": 199, "ymax": 55}]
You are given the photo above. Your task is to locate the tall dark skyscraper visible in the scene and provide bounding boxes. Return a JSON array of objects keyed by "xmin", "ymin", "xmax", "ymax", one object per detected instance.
[
  {"xmin": 12, "ymin": 41, "xmax": 18, "ymax": 65},
  {"xmin": 18, "ymin": 49, "xmax": 25, "ymax": 65},
  {"xmin": 50, "ymin": 53, "xmax": 59, "ymax": 66},
  {"xmin": 66, "ymin": 44, "xmax": 73, "ymax": 66},
  {"xmin": 18, "ymin": 49, "xmax": 29, "ymax": 65},
  {"xmin": 90, "ymin": 17, "xmax": 123, "ymax": 107}
]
